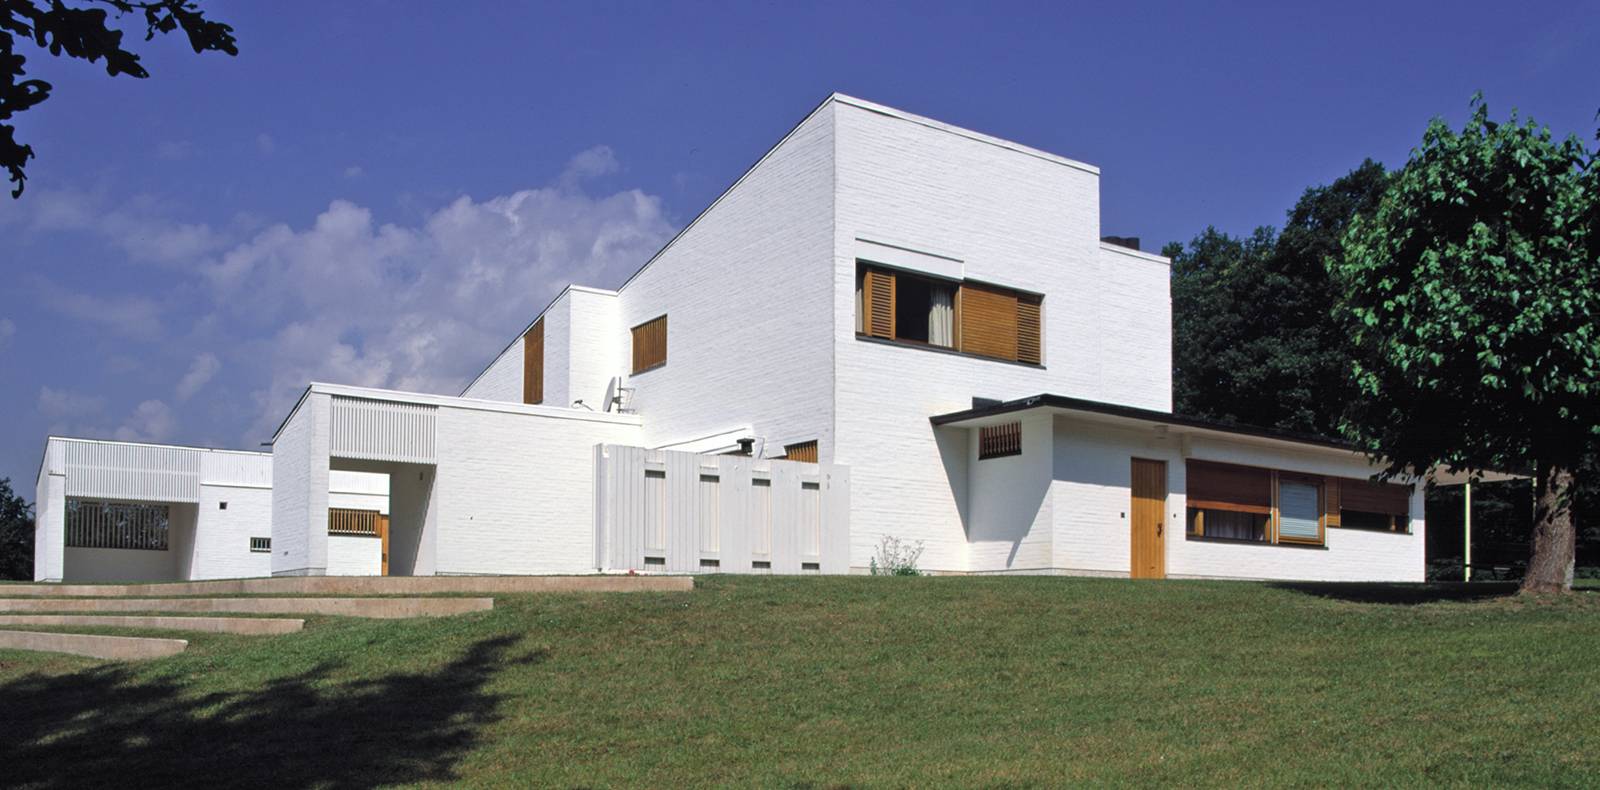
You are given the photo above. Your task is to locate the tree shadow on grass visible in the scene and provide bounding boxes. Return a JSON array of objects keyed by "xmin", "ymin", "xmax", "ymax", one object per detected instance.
[
  {"xmin": 1267, "ymin": 581, "xmax": 1525, "ymax": 605},
  {"xmin": 0, "ymin": 634, "xmax": 540, "ymax": 789}
]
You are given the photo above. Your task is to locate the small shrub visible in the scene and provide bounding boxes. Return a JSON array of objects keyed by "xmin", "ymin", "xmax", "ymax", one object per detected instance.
[{"xmin": 869, "ymin": 535, "xmax": 925, "ymax": 576}]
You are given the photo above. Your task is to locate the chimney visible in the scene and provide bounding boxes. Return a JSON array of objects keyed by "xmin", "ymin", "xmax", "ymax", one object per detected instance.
[{"xmin": 1101, "ymin": 235, "xmax": 1141, "ymax": 251}]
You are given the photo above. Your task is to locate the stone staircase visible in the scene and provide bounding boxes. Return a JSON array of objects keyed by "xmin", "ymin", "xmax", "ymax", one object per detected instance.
[{"xmin": 0, "ymin": 575, "xmax": 691, "ymax": 661}]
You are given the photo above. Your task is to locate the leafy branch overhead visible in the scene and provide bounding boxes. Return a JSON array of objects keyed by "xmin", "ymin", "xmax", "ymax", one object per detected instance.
[{"xmin": 0, "ymin": 0, "xmax": 236, "ymax": 197}]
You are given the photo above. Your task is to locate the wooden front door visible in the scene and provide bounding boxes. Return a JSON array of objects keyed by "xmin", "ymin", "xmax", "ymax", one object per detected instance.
[
  {"xmin": 377, "ymin": 514, "xmax": 390, "ymax": 576},
  {"xmin": 1130, "ymin": 458, "xmax": 1167, "ymax": 579}
]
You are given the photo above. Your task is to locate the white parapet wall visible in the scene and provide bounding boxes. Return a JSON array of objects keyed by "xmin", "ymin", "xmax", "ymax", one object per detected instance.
[{"xmin": 594, "ymin": 445, "xmax": 850, "ymax": 574}]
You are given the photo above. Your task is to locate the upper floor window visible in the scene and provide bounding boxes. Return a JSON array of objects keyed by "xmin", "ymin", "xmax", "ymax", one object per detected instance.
[
  {"xmin": 632, "ymin": 314, "xmax": 668, "ymax": 374},
  {"xmin": 856, "ymin": 262, "xmax": 1042, "ymax": 365}
]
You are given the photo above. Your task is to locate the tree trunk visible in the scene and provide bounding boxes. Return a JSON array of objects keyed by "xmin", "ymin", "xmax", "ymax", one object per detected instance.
[{"xmin": 1520, "ymin": 462, "xmax": 1576, "ymax": 594}]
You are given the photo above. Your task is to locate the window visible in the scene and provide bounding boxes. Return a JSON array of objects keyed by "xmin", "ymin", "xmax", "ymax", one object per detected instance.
[
  {"xmin": 250, "ymin": 537, "xmax": 271, "ymax": 553},
  {"xmin": 219, "ymin": 501, "xmax": 228, "ymax": 510},
  {"xmin": 631, "ymin": 314, "xmax": 667, "ymax": 374},
  {"xmin": 784, "ymin": 440, "xmax": 818, "ymax": 463},
  {"xmin": 978, "ymin": 422, "xmax": 1023, "ymax": 459},
  {"xmin": 523, "ymin": 318, "xmax": 544, "ymax": 405},
  {"xmin": 856, "ymin": 262, "xmax": 1042, "ymax": 364},
  {"xmin": 1276, "ymin": 476, "xmax": 1324, "ymax": 545},
  {"xmin": 65, "ymin": 500, "xmax": 170, "ymax": 551},
  {"xmin": 1335, "ymin": 477, "xmax": 1412, "ymax": 533},
  {"xmin": 1185, "ymin": 461, "xmax": 1404, "ymax": 547},
  {"xmin": 1185, "ymin": 460, "xmax": 1272, "ymax": 543}
]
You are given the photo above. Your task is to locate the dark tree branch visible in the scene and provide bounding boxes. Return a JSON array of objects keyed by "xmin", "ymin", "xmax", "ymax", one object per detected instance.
[{"xmin": 0, "ymin": 0, "xmax": 235, "ymax": 197}]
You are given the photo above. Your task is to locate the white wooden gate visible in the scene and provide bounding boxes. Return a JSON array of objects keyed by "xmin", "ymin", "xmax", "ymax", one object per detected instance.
[{"xmin": 593, "ymin": 445, "xmax": 850, "ymax": 574}]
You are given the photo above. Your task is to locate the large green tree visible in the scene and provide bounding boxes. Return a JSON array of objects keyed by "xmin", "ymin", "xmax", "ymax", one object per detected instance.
[
  {"xmin": 1, "ymin": 0, "xmax": 236, "ymax": 197},
  {"xmin": 0, "ymin": 478, "xmax": 33, "ymax": 580},
  {"xmin": 1168, "ymin": 160, "xmax": 1389, "ymax": 437},
  {"xmin": 1332, "ymin": 98, "xmax": 1598, "ymax": 593}
]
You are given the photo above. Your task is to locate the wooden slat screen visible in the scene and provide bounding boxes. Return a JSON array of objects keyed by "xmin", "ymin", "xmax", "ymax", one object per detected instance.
[
  {"xmin": 863, "ymin": 268, "xmax": 895, "ymax": 339},
  {"xmin": 784, "ymin": 440, "xmax": 818, "ymax": 463},
  {"xmin": 1186, "ymin": 460, "xmax": 1272, "ymax": 513},
  {"xmin": 1017, "ymin": 294, "xmax": 1042, "ymax": 364},
  {"xmin": 959, "ymin": 283, "xmax": 1019, "ymax": 360},
  {"xmin": 632, "ymin": 315, "xmax": 668, "ymax": 373},
  {"xmin": 329, "ymin": 507, "xmax": 381, "ymax": 536},
  {"xmin": 1339, "ymin": 477, "xmax": 1411, "ymax": 515},
  {"xmin": 1324, "ymin": 478, "xmax": 1341, "ymax": 529},
  {"xmin": 522, "ymin": 319, "xmax": 544, "ymax": 405},
  {"xmin": 978, "ymin": 422, "xmax": 1023, "ymax": 459}
]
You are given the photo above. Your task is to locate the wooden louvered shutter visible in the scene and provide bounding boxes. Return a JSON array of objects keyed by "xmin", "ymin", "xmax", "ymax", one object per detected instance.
[
  {"xmin": 522, "ymin": 319, "xmax": 544, "ymax": 405},
  {"xmin": 959, "ymin": 283, "xmax": 1019, "ymax": 360},
  {"xmin": 784, "ymin": 440, "xmax": 818, "ymax": 463},
  {"xmin": 631, "ymin": 315, "xmax": 668, "ymax": 373},
  {"xmin": 1340, "ymin": 477, "xmax": 1410, "ymax": 516},
  {"xmin": 1186, "ymin": 460, "xmax": 1272, "ymax": 514},
  {"xmin": 1324, "ymin": 477, "xmax": 1341, "ymax": 529},
  {"xmin": 862, "ymin": 268, "xmax": 895, "ymax": 339},
  {"xmin": 1017, "ymin": 293, "xmax": 1042, "ymax": 364}
]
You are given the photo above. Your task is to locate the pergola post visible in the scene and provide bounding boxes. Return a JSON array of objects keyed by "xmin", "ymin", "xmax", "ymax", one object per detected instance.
[{"xmin": 1463, "ymin": 481, "xmax": 1473, "ymax": 582}]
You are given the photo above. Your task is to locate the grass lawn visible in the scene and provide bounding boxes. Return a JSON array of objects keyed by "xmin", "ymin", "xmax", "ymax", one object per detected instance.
[{"xmin": 3, "ymin": 576, "xmax": 1599, "ymax": 787}]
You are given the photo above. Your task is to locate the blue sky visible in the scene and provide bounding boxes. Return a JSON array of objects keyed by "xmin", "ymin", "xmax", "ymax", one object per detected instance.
[{"xmin": 1, "ymin": 0, "xmax": 1597, "ymax": 488}]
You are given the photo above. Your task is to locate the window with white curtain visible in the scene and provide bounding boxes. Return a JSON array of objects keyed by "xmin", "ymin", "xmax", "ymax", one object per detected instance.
[{"xmin": 889, "ymin": 270, "xmax": 956, "ymax": 348}]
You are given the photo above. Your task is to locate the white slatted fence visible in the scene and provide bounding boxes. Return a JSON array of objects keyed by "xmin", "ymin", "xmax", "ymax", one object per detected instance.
[{"xmin": 594, "ymin": 445, "xmax": 849, "ymax": 574}]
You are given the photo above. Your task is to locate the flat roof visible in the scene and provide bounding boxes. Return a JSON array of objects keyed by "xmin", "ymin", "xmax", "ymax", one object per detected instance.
[{"xmin": 929, "ymin": 393, "xmax": 1357, "ymax": 452}]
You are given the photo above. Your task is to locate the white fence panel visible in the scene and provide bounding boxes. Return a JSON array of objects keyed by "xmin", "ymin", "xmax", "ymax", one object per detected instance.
[
  {"xmin": 329, "ymin": 396, "xmax": 437, "ymax": 464},
  {"xmin": 595, "ymin": 445, "xmax": 849, "ymax": 574}
]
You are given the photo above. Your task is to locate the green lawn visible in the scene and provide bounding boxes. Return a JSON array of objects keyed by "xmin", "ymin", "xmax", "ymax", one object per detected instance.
[{"xmin": 3, "ymin": 576, "xmax": 1598, "ymax": 787}]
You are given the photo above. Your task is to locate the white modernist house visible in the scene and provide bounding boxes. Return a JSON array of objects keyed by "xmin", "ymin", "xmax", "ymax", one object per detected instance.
[{"xmin": 34, "ymin": 93, "xmax": 1439, "ymax": 583}]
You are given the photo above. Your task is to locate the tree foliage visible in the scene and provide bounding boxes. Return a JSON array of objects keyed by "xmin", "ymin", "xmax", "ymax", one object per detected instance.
[
  {"xmin": 0, "ymin": 477, "xmax": 32, "ymax": 580},
  {"xmin": 1331, "ymin": 97, "xmax": 1599, "ymax": 592},
  {"xmin": 1168, "ymin": 160, "xmax": 1389, "ymax": 437},
  {"xmin": 1, "ymin": 0, "xmax": 236, "ymax": 197}
]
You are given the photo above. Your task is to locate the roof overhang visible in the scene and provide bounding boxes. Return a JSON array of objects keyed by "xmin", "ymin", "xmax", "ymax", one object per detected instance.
[{"xmin": 930, "ymin": 394, "xmax": 1527, "ymax": 483}]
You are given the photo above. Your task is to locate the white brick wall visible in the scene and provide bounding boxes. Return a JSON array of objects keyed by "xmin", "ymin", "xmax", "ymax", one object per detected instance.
[
  {"xmin": 616, "ymin": 101, "xmax": 837, "ymax": 452},
  {"xmin": 327, "ymin": 534, "xmax": 381, "ymax": 575},
  {"xmin": 191, "ymin": 484, "xmax": 274, "ymax": 579},
  {"xmin": 567, "ymin": 288, "xmax": 624, "ymax": 410},
  {"xmin": 271, "ymin": 392, "xmax": 331, "ymax": 576},
  {"xmin": 433, "ymin": 404, "xmax": 642, "ymax": 574}
]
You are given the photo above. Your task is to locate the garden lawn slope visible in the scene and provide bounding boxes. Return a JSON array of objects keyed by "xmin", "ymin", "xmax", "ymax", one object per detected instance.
[{"xmin": 2, "ymin": 576, "xmax": 1598, "ymax": 787}]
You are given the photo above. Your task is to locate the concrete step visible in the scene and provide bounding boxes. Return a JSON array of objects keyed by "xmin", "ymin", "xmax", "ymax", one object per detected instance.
[
  {"xmin": 0, "ymin": 629, "xmax": 187, "ymax": 661},
  {"xmin": 0, "ymin": 614, "xmax": 304, "ymax": 635},
  {"xmin": 1, "ymin": 575, "xmax": 692, "ymax": 597},
  {"xmin": 0, "ymin": 597, "xmax": 494, "ymax": 619}
]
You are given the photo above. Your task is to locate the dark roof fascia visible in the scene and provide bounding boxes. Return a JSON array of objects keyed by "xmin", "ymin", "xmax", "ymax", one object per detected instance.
[{"xmin": 929, "ymin": 394, "xmax": 1357, "ymax": 452}]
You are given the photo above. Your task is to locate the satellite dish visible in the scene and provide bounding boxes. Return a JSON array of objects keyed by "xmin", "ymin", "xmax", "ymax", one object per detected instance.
[{"xmin": 602, "ymin": 377, "xmax": 619, "ymax": 413}]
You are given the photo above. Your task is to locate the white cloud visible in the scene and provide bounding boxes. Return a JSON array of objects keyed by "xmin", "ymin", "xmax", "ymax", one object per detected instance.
[
  {"xmin": 38, "ymin": 386, "xmax": 106, "ymax": 419},
  {"xmin": 23, "ymin": 189, "xmax": 230, "ymax": 266},
  {"xmin": 0, "ymin": 317, "xmax": 13, "ymax": 350},
  {"xmin": 115, "ymin": 399, "xmax": 176, "ymax": 443},
  {"xmin": 560, "ymin": 145, "xmax": 620, "ymax": 189},
  {"xmin": 35, "ymin": 279, "xmax": 163, "ymax": 340},
  {"xmin": 14, "ymin": 147, "xmax": 676, "ymax": 446},
  {"xmin": 256, "ymin": 133, "xmax": 276, "ymax": 156},
  {"xmin": 175, "ymin": 352, "xmax": 221, "ymax": 401},
  {"xmin": 201, "ymin": 147, "xmax": 675, "ymax": 440},
  {"xmin": 343, "ymin": 165, "xmax": 364, "ymax": 179}
]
